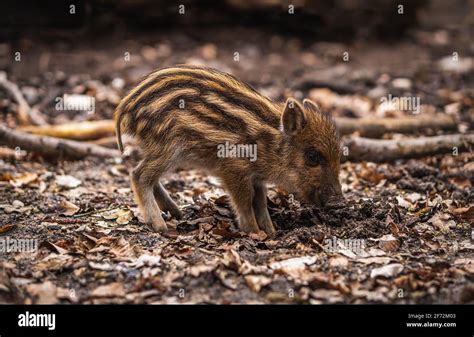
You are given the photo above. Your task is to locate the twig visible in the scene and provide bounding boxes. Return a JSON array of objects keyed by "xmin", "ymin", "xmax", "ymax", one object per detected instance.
[
  {"xmin": 73, "ymin": 206, "xmax": 120, "ymax": 218},
  {"xmin": 0, "ymin": 71, "xmax": 48, "ymax": 126}
]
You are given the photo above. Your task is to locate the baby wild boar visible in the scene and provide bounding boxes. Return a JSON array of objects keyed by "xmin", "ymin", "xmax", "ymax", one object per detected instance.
[{"xmin": 115, "ymin": 65, "xmax": 342, "ymax": 234}]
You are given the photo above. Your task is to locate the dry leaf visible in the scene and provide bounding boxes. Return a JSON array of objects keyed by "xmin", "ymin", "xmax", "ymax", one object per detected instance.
[
  {"xmin": 109, "ymin": 237, "xmax": 137, "ymax": 261},
  {"xmin": 245, "ymin": 275, "xmax": 272, "ymax": 292},
  {"xmin": 429, "ymin": 213, "xmax": 455, "ymax": 232},
  {"xmin": 90, "ymin": 282, "xmax": 125, "ymax": 298},
  {"xmin": 405, "ymin": 192, "xmax": 422, "ymax": 203},
  {"xmin": 89, "ymin": 261, "xmax": 114, "ymax": 271},
  {"xmin": 124, "ymin": 254, "xmax": 161, "ymax": 268},
  {"xmin": 450, "ymin": 206, "xmax": 474, "ymax": 223},
  {"xmin": 10, "ymin": 172, "xmax": 38, "ymax": 187},
  {"xmin": 26, "ymin": 281, "xmax": 58, "ymax": 304},
  {"xmin": 0, "ymin": 223, "xmax": 16, "ymax": 234},
  {"xmin": 215, "ymin": 269, "xmax": 238, "ymax": 290},
  {"xmin": 311, "ymin": 289, "xmax": 343, "ymax": 303},
  {"xmin": 212, "ymin": 226, "xmax": 241, "ymax": 238},
  {"xmin": 59, "ymin": 200, "xmax": 80, "ymax": 216},
  {"xmin": 249, "ymin": 230, "xmax": 268, "ymax": 241},
  {"xmin": 36, "ymin": 254, "xmax": 75, "ymax": 271},
  {"xmin": 40, "ymin": 241, "xmax": 70, "ymax": 255},
  {"xmin": 101, "ymin": 208, "xmax": 136, "ymax": 225},
  {"xmin": 116, "ymin": 210, "xmax": 133, "ymax": 225},
  {"xmin": 377, "ymin": 234, "xmax": 401, "ymax": 252},
  {"xmin": 222, "ymin": 249, "xmax": 242, "ymax": 271},
  {"xmin": 370, "ymin": 263, "xmax": 404, "ymax": 278},
  {"xmin": 188, "ymin": 264, "xmax": 216, "ymax": 277},
  {"xmin": 357, "ymin": 257, "xmax": 392, "ymax": 265},
  {"xmin": 329, "ymin": 256, "xmax": 349, "ymax": 268},
  {"xmin": 396, "ymin": 196, "xmax": 412, "ymax": 209},
  {"xmin": 270, "ymin": 256, "xmax": 318, "ymax": 270},
  {"xmin": 56, "ymin": 175, "xmax": 81, "ymax": 189},
  {"xmin": 0, "ymin": 200, "xmax": 31, "ymax": 214}
]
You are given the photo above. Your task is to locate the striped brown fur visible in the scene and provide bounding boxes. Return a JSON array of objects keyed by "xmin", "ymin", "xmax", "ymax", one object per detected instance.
[{"xmin": 115, "ymin": 65, "xmax": 342, "ymax": 233}]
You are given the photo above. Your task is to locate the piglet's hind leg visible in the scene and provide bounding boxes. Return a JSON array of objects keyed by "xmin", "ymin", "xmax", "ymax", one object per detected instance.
[{"xmin": 153, "ymin": 181, "xmax": 182, "ymax": 219}]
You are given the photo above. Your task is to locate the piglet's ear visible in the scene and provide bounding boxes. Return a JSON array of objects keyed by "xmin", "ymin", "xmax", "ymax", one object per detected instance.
[
  {"xmin": 282, "ymin": 98, "xmax": 306, "ymax": 135},
  {"xmin": 303, "ymin": 99, "xmax": 321, "ymax": 114}
]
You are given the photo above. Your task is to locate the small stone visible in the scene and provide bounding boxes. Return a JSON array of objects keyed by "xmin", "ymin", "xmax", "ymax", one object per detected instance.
[
  {"xmin": 12, "ymin": 200, "xmax": 24, "ymax": 208},
  {"xmin": 391, "ymin": 78, "xmax": 412, "ymax": 90}
]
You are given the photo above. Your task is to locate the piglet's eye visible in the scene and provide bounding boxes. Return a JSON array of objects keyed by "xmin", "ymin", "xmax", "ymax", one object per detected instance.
[{"xmin": 304, "ymin": 148, "xmax": 323, "ymax": 166}]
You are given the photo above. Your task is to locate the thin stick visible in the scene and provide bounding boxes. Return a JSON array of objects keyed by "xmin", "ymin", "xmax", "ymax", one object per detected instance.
[{"xmin": 0, "ymin": 71, "xmax": 48, "ymax": 126}]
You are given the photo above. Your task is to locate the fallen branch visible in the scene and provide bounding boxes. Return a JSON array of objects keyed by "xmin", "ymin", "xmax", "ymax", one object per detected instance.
[
  {"xmin": 0, "ymin": 71, "xmax": 48, "ymax": 126},
  {"xmin": 336, "ymin": 114, "xmax": 457, "ymax": 138},
  {"xmin": 343, "ymin": 134, "xmax": 474, "ymax": 162},
  {"xmin": 0, "ymin": 125, "xmax": 119, "ymax": 159},
  {"xmin": 18, "ymin": 114, "xmax": 458, "ymax": 142},
  {"xmin": 20, "ymin": 120, "xmax": 115, "ymax": 141},
  {"xmin": 0, "ymin": 147, "xmax": 19, "ymax": 160},
  {"xmin": 1, "ymin": 124, "xmax": 471, "ymax": 162},
  {"xmin": 91, "ymin": 136, "xmax": 118, "ymax": 148}
]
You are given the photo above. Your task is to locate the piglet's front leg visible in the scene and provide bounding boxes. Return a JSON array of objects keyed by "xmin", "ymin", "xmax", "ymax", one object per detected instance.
[
  {"xmin": 252, "ymin": 182, "xmax": 276, "ymax": 234},
  {"xmin": 221, "ymin": 175, "xmax": 260, "ymax": 233}
]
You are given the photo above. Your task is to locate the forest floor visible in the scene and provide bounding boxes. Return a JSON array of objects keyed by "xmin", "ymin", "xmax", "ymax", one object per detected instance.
[{"xmin": 0, "ymin": 23, "xmax": 473, "ymax": 304}]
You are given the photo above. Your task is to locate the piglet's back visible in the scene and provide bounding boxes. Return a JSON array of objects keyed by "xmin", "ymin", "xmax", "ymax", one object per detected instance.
[{"xmin": 114, "ymin": 65, "xmax": 282, "ymax": 152}]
